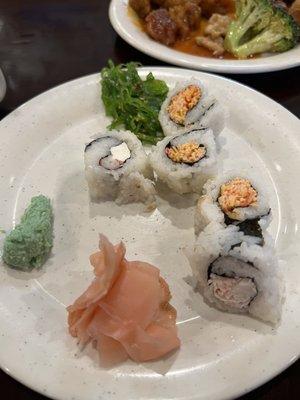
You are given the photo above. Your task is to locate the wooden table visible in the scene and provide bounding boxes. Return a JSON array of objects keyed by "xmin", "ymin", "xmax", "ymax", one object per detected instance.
[{"xmin": 0, "ymin": 0, "xmax": 299, "ymax": 399}]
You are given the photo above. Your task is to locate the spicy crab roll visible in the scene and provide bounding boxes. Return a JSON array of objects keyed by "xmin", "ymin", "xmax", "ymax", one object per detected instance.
[
  {"xmin": 194, "ymin": 174, "xmax": 271, "ymax": 244},
  {"xmin": 84, "ymin": 130, "xmax": 155, "ymax": 206},
  {"xmin": 188, "ymin": 222, "xmax": 283, "ymax": 324},
  {"xmin": 149, "ymin": 128, "xmax": 217, "ymax": 194},
  {"xmin": 159, "ymin": 79, "xmax": 225, "ymax": 137}
]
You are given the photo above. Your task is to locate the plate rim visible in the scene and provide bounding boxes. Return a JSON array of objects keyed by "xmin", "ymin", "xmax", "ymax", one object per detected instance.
[
  {"xmin": 109, "ymin": 0, "xmax": 300, "ymax": 74},
  {"xmin": 1, "ymin": 354, "xmax": 299, "ymax": 400},
  {"xmin": 0, "ymin": 68, "xmax": 299, "ymax": 400}
]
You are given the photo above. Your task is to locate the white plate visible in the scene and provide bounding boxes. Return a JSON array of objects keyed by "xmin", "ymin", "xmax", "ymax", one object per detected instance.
[
  {"xmin": 0, "ymin": 67, "xmax": 300, "ymax": 400},
  {"xmin": 109, "ymin": 0, "xmax": 300, "ymax": 74}
]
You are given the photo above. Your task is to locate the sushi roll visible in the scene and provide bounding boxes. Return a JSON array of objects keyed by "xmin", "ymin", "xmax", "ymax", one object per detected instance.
[
  {"xmin": 84, "ymin": 130, "xmax": 155, "ymax": 207},
  {"xmin": 194, "ymin": 174, "xmax": 271, "ymax": 244},
  {"xmin": 188, "ymin": 222, "xmax": 283, "ymax": 324},
  {"xmin": 159, "ymin": 79, "xmax": 225, "ymax": 137},
  {"xmin": 149, "ymin": 128, "xmax": 218, "ymax": 194}
]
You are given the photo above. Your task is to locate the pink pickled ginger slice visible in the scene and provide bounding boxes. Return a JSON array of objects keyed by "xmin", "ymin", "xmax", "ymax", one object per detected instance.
[{"xmin": 67, "ymin": 235, "xmax": 180, "ymax": 364}]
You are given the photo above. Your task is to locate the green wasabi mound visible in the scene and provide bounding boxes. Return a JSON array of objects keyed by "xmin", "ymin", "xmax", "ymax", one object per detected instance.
[{"xmin": 2, "ymin": 195, "xmax": 53, "ymax": 270}]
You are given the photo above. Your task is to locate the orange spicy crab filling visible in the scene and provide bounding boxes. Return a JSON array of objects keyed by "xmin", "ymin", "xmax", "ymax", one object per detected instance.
[
  {"xmin": 165, "ymin": 142, "xmax": 206, "ymax": 164},
  {"xmin": 218, "ymin": 178, "xmax": 258, "ymax": 218},
  {"xmin": 167, "ymin": 85, "xmax": 201, "ymax": 125}
]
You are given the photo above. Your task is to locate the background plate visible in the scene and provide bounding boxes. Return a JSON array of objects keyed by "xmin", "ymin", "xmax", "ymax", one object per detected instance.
[
  {"xmin": 0, "ymin": 68, "xmax": 300, "ymax": 400},
  {"xmin": 109, "ymin": 0, "xmax": 300, "ymax": 74}
]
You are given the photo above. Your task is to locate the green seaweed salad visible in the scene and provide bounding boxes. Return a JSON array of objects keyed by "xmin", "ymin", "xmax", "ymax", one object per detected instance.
[{"xmin": 101, "ymin": 61, "xmax": 168, "ymax": 144}]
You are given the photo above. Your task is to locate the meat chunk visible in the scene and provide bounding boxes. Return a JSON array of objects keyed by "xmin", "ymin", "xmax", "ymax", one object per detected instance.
[
  {"xmin": 289, "ymin": 0, "xmax": 300, "ymax": 24},
  {"xmin": 204, "ymin": 13, "xmax": 231, "ymax": 38},
  {"xmin": 196, "ymin": 13, "xmax": 231, "ymax": 57},
  {"xmin": 129, "ymin": 0, "xmax": 152, "ymax": 18},
  {"xmin": 169, "ymin": 1, "xmax": 202, "ymax": 38},
  {"xmin": 145, "ymin": 9, "xmax": 178, "ymax": 46},
  {"xmin": 196, "ymin": 35, "xmax": 225, "ymax": 56}
]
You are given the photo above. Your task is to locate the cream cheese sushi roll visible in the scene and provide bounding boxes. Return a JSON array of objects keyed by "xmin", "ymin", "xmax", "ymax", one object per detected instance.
[
  {"xmin": 194, "ymin": 174, "xmax": 271, "ymax": 244},
  {"xmin": 84, "ymin": 130, "xmax": 155, "ymax": 206},
  {"xmin": 188, "ymin": 222, "xmax": 283, "ymax": 324},
  {"xmin": 159, "ymin": 79, "xmax": 225, "ymax": 137},
  {"xmin": 149, "ymin": 128, "xmax": 218, "ymax": 194}
]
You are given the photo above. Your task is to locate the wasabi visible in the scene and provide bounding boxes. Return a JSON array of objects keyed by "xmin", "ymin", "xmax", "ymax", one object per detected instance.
[{"xmin": 2, "ymin": 195, "xmax": 53, "ymax": 270}]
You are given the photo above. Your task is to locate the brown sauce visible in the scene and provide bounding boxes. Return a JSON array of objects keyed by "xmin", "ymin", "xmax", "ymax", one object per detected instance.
[{"xmin": 128, "ymin": 6, "xmax": 145, "ymax": 29}]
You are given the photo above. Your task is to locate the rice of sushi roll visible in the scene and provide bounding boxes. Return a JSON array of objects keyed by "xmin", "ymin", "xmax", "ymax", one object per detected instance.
[
  {"xmin": 188, "ymin": 222, "xmax": 283, "ymax": 324},
  {"xmin": 84, "ymin": 130, "xmax": 155, "ymax": 206},
  {"xmin": 194, "ymin": 174, "xmax": 271, "ymax": 244},
  {"xmin": 159, "ymin": 79, "xmax": 225, "ymax": 137},
  {"xmin": 117, "ymin": 171, "xmax": 155, "ymax": 208},
  {"xmin": 149, "ymin": 127, "xmax": 218, "ymax": 194}
]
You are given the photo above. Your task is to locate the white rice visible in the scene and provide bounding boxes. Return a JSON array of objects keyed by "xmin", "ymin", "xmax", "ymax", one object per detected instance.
[
  {"xmin": 116, "ymin": 172, "xmax": 156, "ymax": 209},
  {"xmin": 84, "ymin": 130, "xmax": 154, "ymax": 205},
  {"xmin": 188, "ymin": 222, "xmax": 283, "ymax": 324},
  {"xmin": 192, "ymin": 101, "xmax": 226, "ymax": 138},
  {"xmin": 149, "ymin": 128, "xmax": 218, "ymax": 194},
  {"xmin": 159, "ymin": 79, "xmax": 225, "ymax": 137}
]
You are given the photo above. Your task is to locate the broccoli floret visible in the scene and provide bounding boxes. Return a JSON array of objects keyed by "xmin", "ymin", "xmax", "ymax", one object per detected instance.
[{"xmin": 224, "ymin": 0, "xmax": 300, "ymax": 58}]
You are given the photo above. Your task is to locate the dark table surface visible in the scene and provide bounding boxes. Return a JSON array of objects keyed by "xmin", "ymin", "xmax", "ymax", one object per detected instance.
[{"xmin": 0, "ymin": 0, "xmax": 299, "ymax": 399}]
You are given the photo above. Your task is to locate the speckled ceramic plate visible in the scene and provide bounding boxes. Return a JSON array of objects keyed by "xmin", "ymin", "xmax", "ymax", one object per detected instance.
[
  {"xmin": 109, "ymin": 0, "xmax": 300, "ymax": 74},
  {"xmin": 0, "ymin": 68, "xmax": 300, "ymax": 400}
]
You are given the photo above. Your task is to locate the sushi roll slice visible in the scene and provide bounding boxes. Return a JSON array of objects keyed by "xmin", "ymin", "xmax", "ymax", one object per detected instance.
[
  {"xmin": 149, "ymin": 128, "xmax": 218, "ymax": 194},
  {"xmin": 84, "ymin": 130, "xmax": 155, "ymax": 207},
  {"xmin": 188, "ymin": 222, "xmax": 283, "ymax": 324},
  {"xmin": 194, "ymin": 174, "xmax": 271, "ymax": 244},
  {"xmin": 159, "ymin": 79, "xmax": 225, "ymax": 137}
]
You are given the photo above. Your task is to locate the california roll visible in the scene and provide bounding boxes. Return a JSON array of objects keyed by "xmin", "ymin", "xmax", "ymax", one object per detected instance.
[
  {"xmin": 84, "ymin": 130, "xmax": 155, "ymax": 206},
  {"xmin": 188, "ymin": 222, "xmax": 283, "ymax": 324}
]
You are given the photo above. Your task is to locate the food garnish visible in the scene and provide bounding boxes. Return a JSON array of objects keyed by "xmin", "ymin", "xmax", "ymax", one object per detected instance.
[
  {"xmin": 67, "ymin": 234, "xmax": 180, "ymax": 364},
  {"xmin": 101, "ymin": 60, "xmax": 168, "ymax": 144},
  {"xmin": 2, "ymin": 195, "xmax": 53, "ymax": 270}
]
